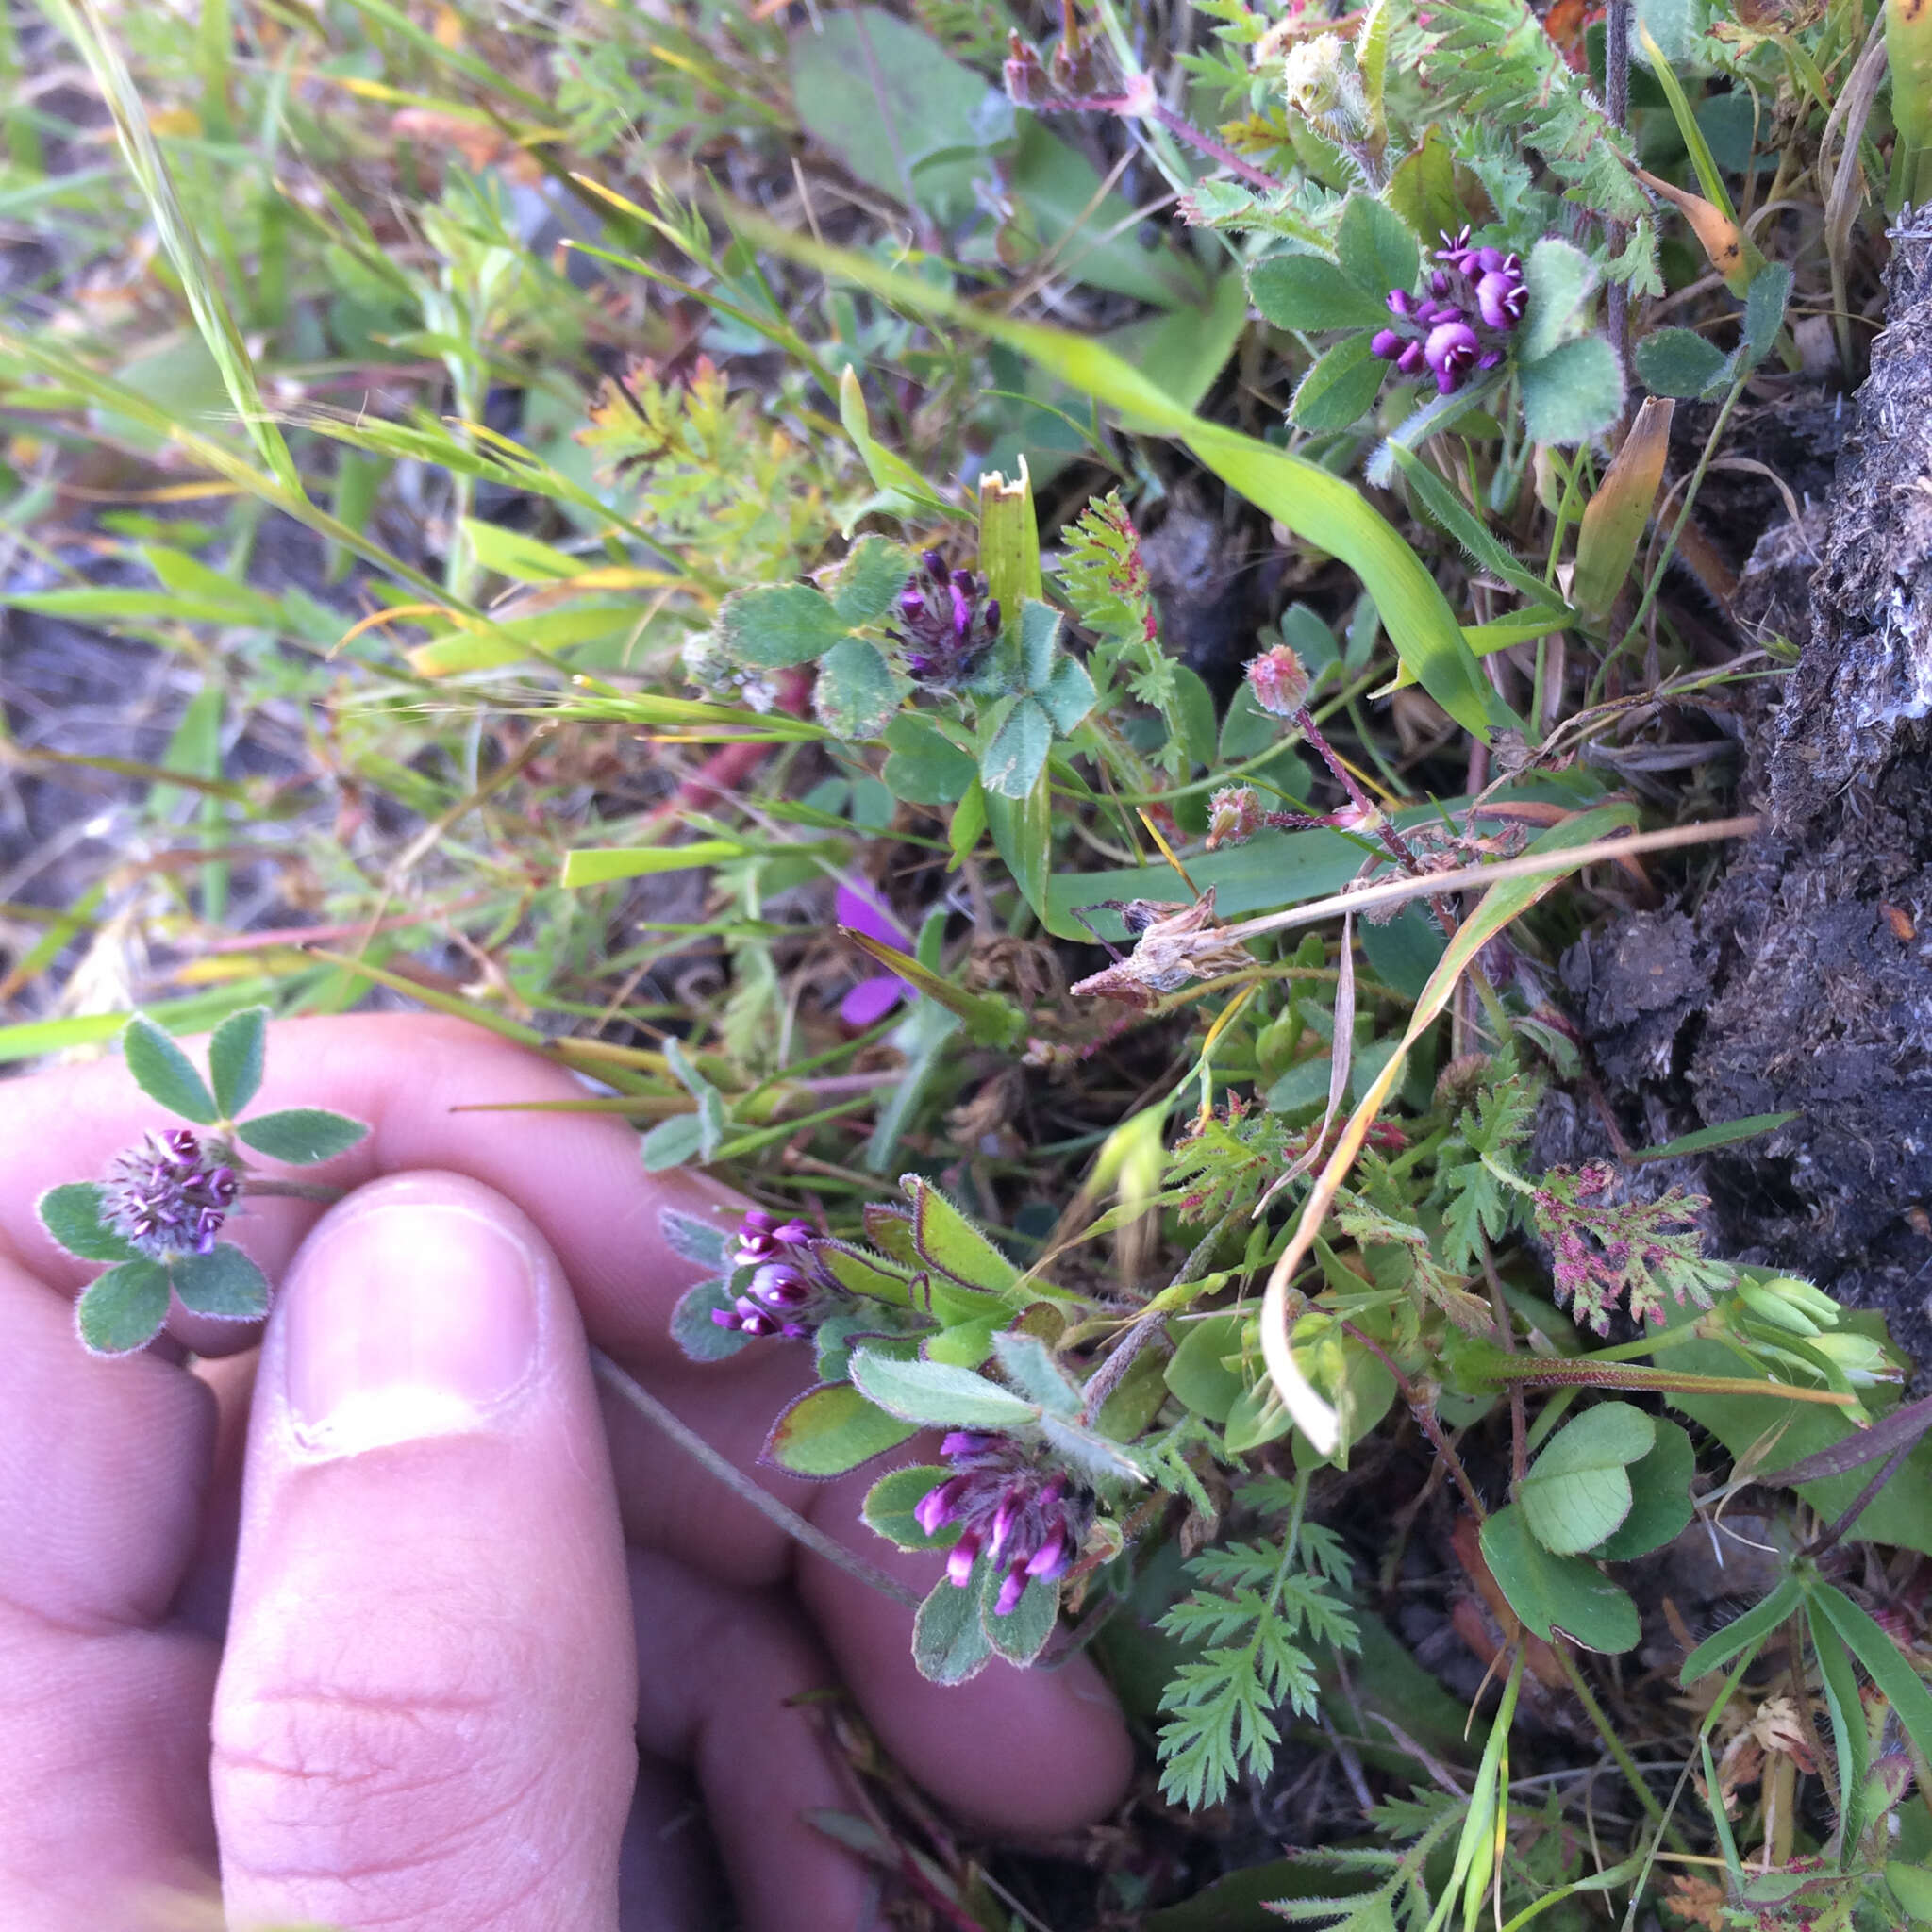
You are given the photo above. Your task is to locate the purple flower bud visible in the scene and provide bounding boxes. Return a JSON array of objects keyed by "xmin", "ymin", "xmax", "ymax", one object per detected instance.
[
  {"xmin": 1430, "ymin": 270, "xmax": 1452, "ymax": 297},
  {"xmin": 947, "ymin": 1531, "xmax": 982, "ymax": 1587},
  {"xmin": 750, "ymin": 1261, "xmax": 811, "ymax": 1309},
  {"xmin": 1475, "ymin": 245, "xmax": 1506, "ymax": 275},
  {"xmin": 1476, "ymin": 349, "xmax": 1505, "ymax": 371},
  {"xmin": 994, "ymin": 1564, "xmax": 1030, "ymax": 1616},
  {"xmin": 1396, "ymin": 341, "xmax": 1426, "ymax": 377},
  {"xmin": 1475, "ymin": 270, "xmax": 1528, "ymax": 330},
  {"xmin": 914, "ymin": 1475, "xmax": 969, "ymax": 1535},
  {"xmin": 941, "ymin": 1429, "xmax": 995, "ymax": 1459},
  {"xmin": 1424, "ymin": 318, "xmax": 1479, "ymax": 380},
  {"xmin": 1371, "ymin": 328, "xmax": 1406, "ymax": 360},
  {"xmin": 1024, "ymin": 1529, "xmax": 1071, "ymax": 1579},
  {"xmin": 1437, "ymin": 225, "xmax": 1471, "ymax": 259},
  {"xmin": 1386, "ymin": 288, "xmax": 1414, "ymax": 318}
]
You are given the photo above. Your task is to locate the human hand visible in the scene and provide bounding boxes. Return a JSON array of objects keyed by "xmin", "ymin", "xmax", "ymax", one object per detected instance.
[{"xmin": 0, "ymin": 1014, "xmax": 1131, "ymax": 1931}]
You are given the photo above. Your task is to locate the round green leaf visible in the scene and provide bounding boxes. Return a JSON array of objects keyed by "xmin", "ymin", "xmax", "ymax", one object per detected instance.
[
  {"xmin": 981, "ymin": 1564, "xmax": 1059, "ymax": 1665},
  {"xmin": 912, "ymin": 1570, "xmax": 994, "ymax": 1685},
  {"xmin": 122, "ymin": 1013, "xmax": 217, "ymax": 1124},
  {"xmin": 1634, "ymin": 327, "xmax": 1732, "ymax": 400},
  {"xmin": 1250, "ymin": 252, "xmax": 1391, "ymax": 332},
  {"xmin": 1591, "ymin": 1417, "xmax": 1697, "ymax": 1560},
  {"xmin": 763, "ymin": 1380, "xmax": 918, "ymax": 1477},
  {"xmin": 813, "ymin": 636, "xmax": 908, "ymax": 740},
  {"xmin": 169, "ymin": 1242, "xmax": 270, "ymax": 1321},
  {"xmin": 979, "ymin": 696, "xmax": 1052, "ymax": 799},
  {"xmin": 1165, "ymin": 1312, "xmax": 1249, "ymax": 1424},
  {"xmin": 1336, "ymin": 195, "xmax": 1421, "ymax": 302},
  {"xmin": 234, "ymin": 1108, "xmax": 370, "ymax": 1165},
  {"xmin": 829, "ymin": 533, "xmax": 912, "ymax": 625},
  {"xmin": 38, "ymin": 1181, "xmax": 137, "ymax": 1263},
  {"xmin": 1520, "ymin": 337, "xmax": 1624, "ymax": 446},
  {"xmin": 668, "ymin": 1278, "xmax": 749, "ymax": 1362},
  {"xmin": 1519, "ymin": 1402, "xmax": 1655, "ymax": 1554},
  {"xmin": 1518, "ymin": 236, "xmax": 1598, "ymax": 362},
  {"xmin": 1885, "ymin": 1860, "xmax": 1932, "ymax": 1924},
  {"xmin": 207, "ymin": 1005, "xmax": 269, "ymax": 1119},
  {"xmin": 862, "ymin": 1463, "xmax": 958, "ymax": 1550},
  {"xmin": 714, "ymin": 581, "xmax": 850, "ymax": 669},
  {"xmin": 1480, "ymin": 1502, "xmax": 1641, "ymax": 1653},
  {"xmin": 1292, "ymin": 333, "xmax": 1387, "ymax": 433},
  {"xmin": 75, "ymin": 1258, "xmax": 173, "ymax": 1357}
]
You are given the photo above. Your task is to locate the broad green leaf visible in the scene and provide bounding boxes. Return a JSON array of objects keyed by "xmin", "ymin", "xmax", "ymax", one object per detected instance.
[
  {"xmin": 1169, "ymin": 664, "xmax": 1218, "ymax": 769},
  {"xmin": 814, "ymin": 637, "xmax": 907, "ymax": 740},
  {"xmin": 234, "ymin": 1108, "xmax": 369, "ymax": 1165},
  {"xmin": 1518, "ymin": 237, "xmax": 1598, "ymax": 362},
  {"xmin": 1037, "ymin": 653, "xmax": 1098, "ymax": 734},
  {"xmin": 1885, "ymin": 1862, "xmax": 1932, "ymax": 1921},
  {"xmin": 207, "ymin": 1005, "xmax": 268, "ymax": 1119},
  {"xmin": 981, "ymin": 1564, "xmax": 1059, "ymax": 1665},
  {"xmin": 788, "ymin": 8, "xmax": 1008, "ymax": 224},
  {"xmin": 1292, "ymin": 332, "xmax": 1387, "ymax": 432},
  {"xmin": 168, "ymin": 1242, "xmax": 270, "ymax": 1321},
  {"xmin": 1520, "ymin": 337, "xmax": 1624, "ymax": 445},
  {"xmin": 1016, "ymin": 595, "xmax": 1061, "ymax": 691},
  {"xmin": 984, "ymin": 768, "xmax": 1050, "ymax": 920},
  {"xmin": 882, "ymin": 714, "xmax": 975, "ymax": 803},
  {"xmin": 1591, "ymin": 1418, "xmax": 1696, "ymax": 1559},
  {"xmin": 712, "ymin": 205, "xmax": 1500, "ymax": 741},
  {"xmin": 849, "ymin": 1345, "xmax": 1039, "ymax": 1430},
  {"xmin": 904, "ymin": 1174, "xmax": 1021, "ymax": 1294},
  {"xmin": 814, "ymin": 1238, "xmax": 920, "ymax": 1307},
  {"xmin": 912, "ymin": 1570, "xmax": 994, "ymax": 1684},
  {"xmin": 659, "ymin": 1207, "xmax": 736, "ymax": 1273},
  {"xmin": 979, "ymin": 696, "xmax": 1052, "ymax": 799},
  {"xmin": 829, "ymin": 531, "xmax": 916, "ymax": 625},
  {"xmin": 122, "ymin": 1012, "xmax": 217, "ymax": 1124},
  {"xmin": 1335, "ymin": 195, "xmax": 1421, "ymax": 299},
  {"xmin": 1679, "ymin": 1573, "xmax": 1806, "ymax": 1684},
  {"xmin": 1634, "ymin": 327, "xmax": 1732, "ymax": 399},
  {"xmin": 1519, "ymin": 1402, "xmax": 1654, "ymax": 1554},
  {"xmin": 1250, "ymin": 252, "xmax": 1391, "ymax": 332},
  {"xmin": 38, "ymin": 1182, "xmax": 137, "ymax": 1263},
  {"xmin": 763, "ymin": 1380, "xmax": 919, "ymax": 1477},
  {"xmin": 75, "ymin": 1258, "xmax": 173, "ymax": 1356},
  {"xmin": 714, "ymin": 582, "xmax": 849, "ymax": 669},
  {"xmin": 1165, "ymin": 1312, "xmax": 1249, "ymax": 1424},
  {"xmin": 640, "ymin": 1113, "xmax": 707, "ymax": 1172},
  {"xmin": 1743, "ymin": 262, "xmax": 1794, "ymax": 366},
  {"xmin": 460, "ymin": 518, "xmax": 588, "ymax": 582},
  {"xmin": 923, "ymin": 1319, "xmax": 998, "ymax": 1367},
  {"xmin": 990, "ymin": 1330, "xmax": 1082, "ymax": 1417},
  {"xmin": 668, "ymin": 1278, "xmax": 750, "ymax": 1361},
  {"xmin": 862, "ymin": 1463, "xmax": 958, "ymax": 1549},
  {"xmin": 1479, "ymin": 1502, "xmax": 1641, "ymax": 1652}
]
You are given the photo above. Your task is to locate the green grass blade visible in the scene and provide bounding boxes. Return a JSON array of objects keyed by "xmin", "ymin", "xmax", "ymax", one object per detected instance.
[{"xmin": 42, "ymin": 0, "xmax": 301, "ymax": 495}]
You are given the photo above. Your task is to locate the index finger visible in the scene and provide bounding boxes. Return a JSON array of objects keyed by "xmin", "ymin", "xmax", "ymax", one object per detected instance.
[{"xmin": 4, "ymin": 1012, "xmax": 739, "ymax": 1371}]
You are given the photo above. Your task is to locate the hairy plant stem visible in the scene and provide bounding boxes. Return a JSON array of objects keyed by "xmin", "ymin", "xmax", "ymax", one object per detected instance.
[
  {"xmin": 590, "ymin": 1348, "xmax": 922, "ymax": 1610},
  {"xmin": 1052, "ymin": 82, "xmax": 1289, "ymax": 194},
  {"xmin": 1342, "ymin": 1321, "xmax": 1487, "ymax": 1519}
]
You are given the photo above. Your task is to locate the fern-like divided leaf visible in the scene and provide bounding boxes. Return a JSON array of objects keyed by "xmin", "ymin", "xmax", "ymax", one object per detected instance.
[{"xmin": 1155, "ymin": 1506, "xmax": 1360, "ymax": 1809}]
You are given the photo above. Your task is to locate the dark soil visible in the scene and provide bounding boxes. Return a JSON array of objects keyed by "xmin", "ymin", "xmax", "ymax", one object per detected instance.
[{"xmin": 1555, "ymin": 209, "xmax": 1932, "ymax": 1382}]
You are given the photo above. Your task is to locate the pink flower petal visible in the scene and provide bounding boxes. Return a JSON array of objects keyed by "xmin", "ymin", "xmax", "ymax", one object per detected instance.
[
  {"xmin": 836, "ymin": 882, "xmax": 912, "ymax": 951},
  {"xmin": 840, "ymin": 974, "xmax": 908, "ymax": 1028}
]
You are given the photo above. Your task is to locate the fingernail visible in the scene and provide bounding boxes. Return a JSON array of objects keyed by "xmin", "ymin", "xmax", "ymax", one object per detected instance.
[{"xmin": 283, "ymin": 1195, "xmax": 542, "ymax": 1457}]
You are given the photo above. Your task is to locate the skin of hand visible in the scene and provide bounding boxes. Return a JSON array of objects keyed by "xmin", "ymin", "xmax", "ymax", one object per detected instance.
[{"xmin": 0, "ymin": 1014, "xmax": 1132, "ymax": 1932}]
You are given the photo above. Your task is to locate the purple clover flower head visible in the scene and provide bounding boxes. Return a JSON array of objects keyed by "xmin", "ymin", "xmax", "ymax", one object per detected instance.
[
  {"xmin": 1424, "ymin": 318, "xmax": 1480, "ymax": 392},
  {"xmin": 1370, "ymin": 327, "xmax": 1406, "ymax": 361},
  {"xmin": 711, "ymin": 1208, "xmax": 840, "ymax": 1340},
  {"xmin": 911, "ymin": 1432, "xmax": 1091, "ymax": 1616},
  {"xmin": 102, "ymin": 1128, "xmax": 239, "ymax": 1260},
  {"xmin": 890, "ymin": 548, "xmax": 1000, "ymax": 688},
  {"xmin": 836, "ymin": 882, "xmax": 920, "ymax": 1028}
]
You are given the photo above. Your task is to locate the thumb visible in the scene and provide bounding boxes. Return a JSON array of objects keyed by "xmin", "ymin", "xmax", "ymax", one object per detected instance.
[{"xmin": 211, "ymin": 1173, "xmax": 637, "ymax": 1932}]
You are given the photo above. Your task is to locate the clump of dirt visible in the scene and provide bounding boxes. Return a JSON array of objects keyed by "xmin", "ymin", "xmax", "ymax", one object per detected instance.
[{"xmin": 1554, "ymin": 211, "xmax": 1932, "ymax": 1379}]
